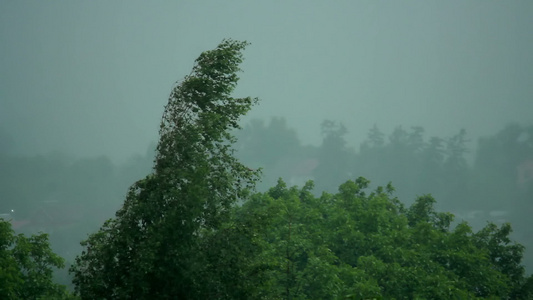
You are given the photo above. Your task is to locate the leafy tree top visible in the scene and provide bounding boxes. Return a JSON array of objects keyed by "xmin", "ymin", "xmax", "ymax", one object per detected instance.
[
  {"xmin": 0, "ymin": 220, "xmax": 75, "ymax": 299},
  {"xmin": 71, "ymin": 39, "xmax": 260, "ymax": 299}
]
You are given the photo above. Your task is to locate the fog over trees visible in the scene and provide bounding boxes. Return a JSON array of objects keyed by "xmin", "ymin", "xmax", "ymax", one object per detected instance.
[
  {"xmin": 1, "ymin": 39, "xmax": 532, "ymax": 299},
  {"xmin": 2, "ymin": 1, "xmax": 533, "ymax": 298}
]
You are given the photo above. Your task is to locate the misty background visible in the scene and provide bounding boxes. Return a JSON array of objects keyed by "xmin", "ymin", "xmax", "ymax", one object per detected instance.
[{"xmin": 1, "ymin": 0, "xmax": 532, "ymax": 286}]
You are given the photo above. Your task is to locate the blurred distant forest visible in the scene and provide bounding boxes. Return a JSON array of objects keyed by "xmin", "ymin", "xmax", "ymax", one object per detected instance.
[
  {"xmin": 0, "ymin": 120, "xmax": 532, "ymax": 287},
  {"xmin": 236, "ymin": 120, "xmax": 531, "ymax": 208}
]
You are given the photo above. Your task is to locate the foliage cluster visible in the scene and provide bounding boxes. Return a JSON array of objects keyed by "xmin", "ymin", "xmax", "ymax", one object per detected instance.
[
  {"xmin": 227, "ymin": 178, "xmax": 533, "ymax": 299},
  {"xmin": 0, "ymin": 219, "xmax": 76, "ymax": 299}
]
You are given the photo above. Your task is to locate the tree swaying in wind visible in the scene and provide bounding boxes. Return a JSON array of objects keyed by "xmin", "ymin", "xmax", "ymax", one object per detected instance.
[
  {"xmin": 70, "ymin": 39, "xmax": 260, "ymax": 299},
  {"xmin": 69, "ymin": 40, "xmax": 533, "ymax": 299}
]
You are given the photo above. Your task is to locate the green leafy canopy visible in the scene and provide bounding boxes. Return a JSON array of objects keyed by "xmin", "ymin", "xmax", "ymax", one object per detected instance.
[
  {"xmin": 0, "ymin": 220, "xmax": 76, "ymax": 299},
  {"xmin": 70, "ymin": 39, "xmax": 260, "ymax": 299}
]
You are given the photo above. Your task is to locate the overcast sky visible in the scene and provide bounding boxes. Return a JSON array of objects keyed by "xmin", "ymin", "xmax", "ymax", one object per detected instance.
[{"xmin": 1, "ymin": 1, "xmax": 532, "ymax": 163}]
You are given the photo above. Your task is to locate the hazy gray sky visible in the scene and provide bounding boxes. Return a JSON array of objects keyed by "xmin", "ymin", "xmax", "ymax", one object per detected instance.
[{"xmin": 1, "ymin": 1, "xmax": 532, "ymax": 162}]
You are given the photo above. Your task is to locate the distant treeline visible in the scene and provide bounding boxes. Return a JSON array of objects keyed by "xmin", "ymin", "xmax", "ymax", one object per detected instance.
[
  {"xmin": 235, "ymin": 119, "xmax": 531, "ymax": 210},
  {"xmin": 0, "ymin": 120, "xmax": 531, "ymax": 276}
]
